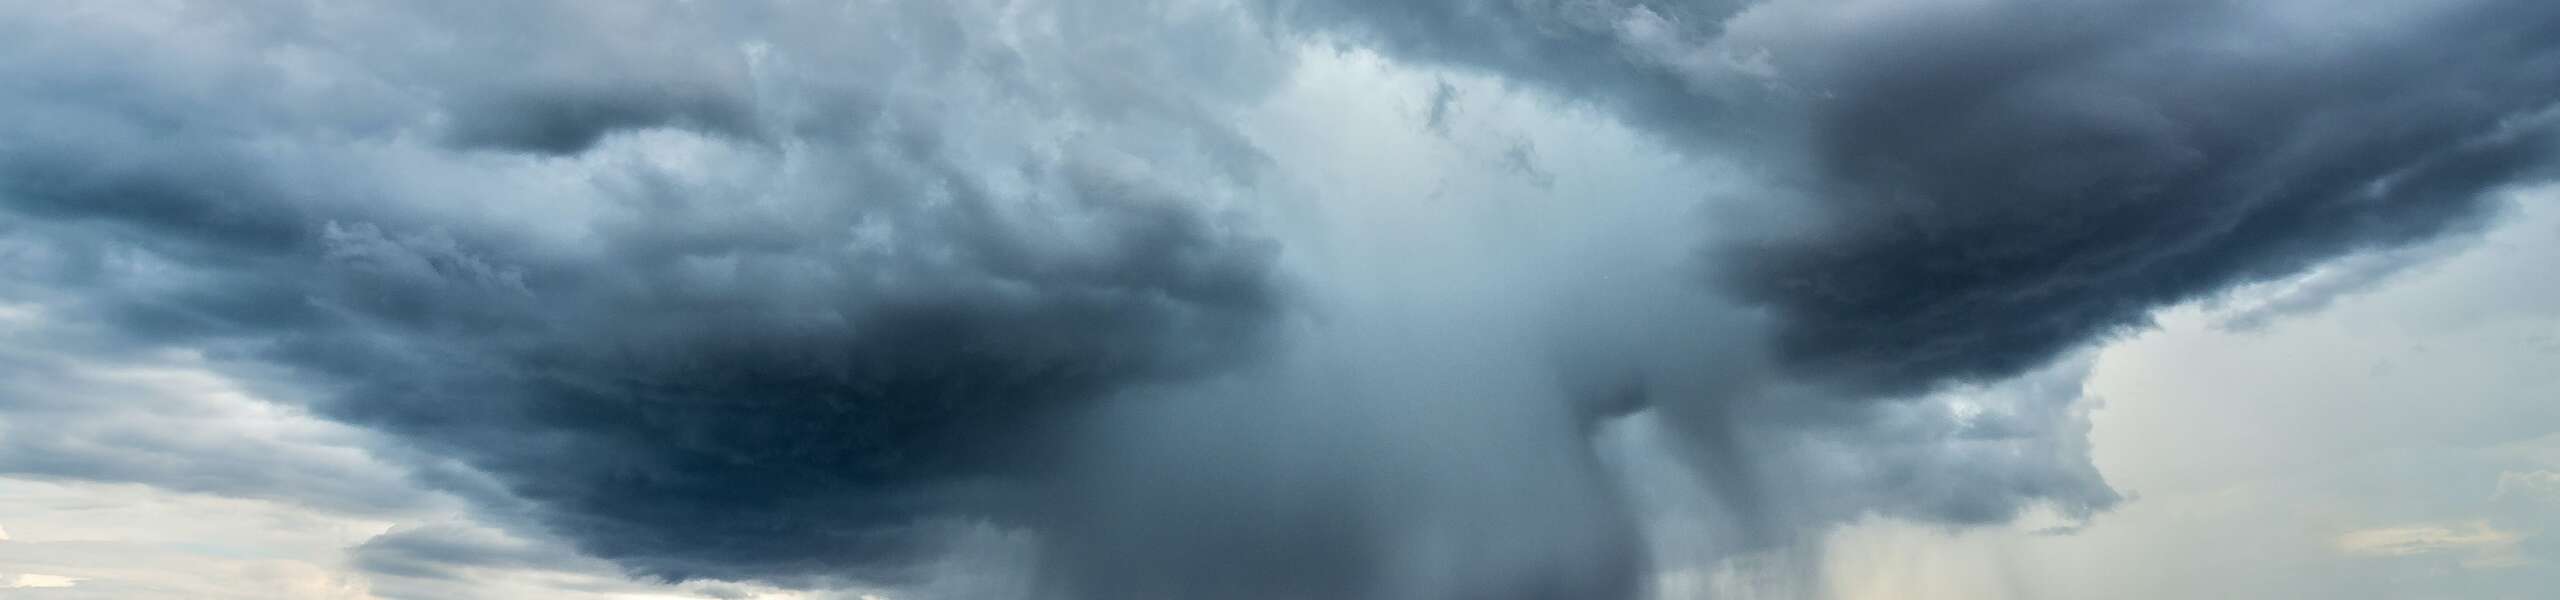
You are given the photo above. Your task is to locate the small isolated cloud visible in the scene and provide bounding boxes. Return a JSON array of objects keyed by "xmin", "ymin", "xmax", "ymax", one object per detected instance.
[
  {"xmin": 1, "ymin": 573, "xmax": 81, "ymax": 589},
  {"xmin": 1421, "ymin": 78, "xmax": 1460, "ymax": 136}
]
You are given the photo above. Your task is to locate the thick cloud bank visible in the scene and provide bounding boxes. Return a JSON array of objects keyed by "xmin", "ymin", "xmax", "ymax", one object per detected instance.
[{"xmin": 1, "ymin": 1, "xmax": 2555, "ymax": 599}]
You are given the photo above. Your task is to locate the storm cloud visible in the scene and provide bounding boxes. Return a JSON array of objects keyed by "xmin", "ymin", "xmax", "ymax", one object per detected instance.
[
  {"xmin": 1274, "ymin": 0, "xmax": 2560, "ymax": 396},
  {"xmin": 1, "ymin": 1, "xmax": 2556, "ymax": 599},
  {"xmin": 1252, "ymin": 0, "xmax": 2560, "ymax": 589},
  {"xmin": 1, "ymin": 0, "xmax": 1288, "ymax": 586}
]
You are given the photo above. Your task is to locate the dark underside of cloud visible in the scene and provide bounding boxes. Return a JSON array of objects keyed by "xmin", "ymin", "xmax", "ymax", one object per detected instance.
[
  {"xmin": 1275, "ymin": 0, "xmax": 2560, "ymax": 396},
  {"xmin": 1, "ymin": 0, "xmax": 2557, "ymax": 598},
  {"xmin": 0, "ymin": 0, "xmax": 1287, "ymax": 585}
]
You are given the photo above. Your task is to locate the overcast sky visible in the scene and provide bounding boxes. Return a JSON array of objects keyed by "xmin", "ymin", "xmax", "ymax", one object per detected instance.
[{"xmin": 0, "ymin": 1, "xmax": 2554, "ymax": 599}]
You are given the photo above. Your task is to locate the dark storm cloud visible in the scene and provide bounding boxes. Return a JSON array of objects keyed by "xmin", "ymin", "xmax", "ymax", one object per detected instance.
[
  {"xmin": 1028, "ymin": 362, "xmax": 1654, "ymax": 600},
  {"xmin": 9, "ymin": 0, "xmax": 2558, "ymax": 597},
  {"xmin": 1717, "ymin": 0, "xmax": 2560, "ymax": 397},
  {"xmin": 1262, "ymin": 0, "xmax": 2560, "ymax": 578},
  {"xmin": 0, "ymin": 0, "xmax": 1288, "ymax": 586},
  {"xmin": 1275, "ymin": 0, "xmax": 2560, "ymax": 398},
  {"xmin": 1270, "ymin": 0, "xmax": 1762, "ymax": 146}
]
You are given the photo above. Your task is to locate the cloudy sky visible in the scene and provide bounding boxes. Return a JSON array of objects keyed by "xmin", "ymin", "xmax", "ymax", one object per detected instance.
[{"xmin": 0, "ymin": 1, "xmax": 2555, "ymax": 599}]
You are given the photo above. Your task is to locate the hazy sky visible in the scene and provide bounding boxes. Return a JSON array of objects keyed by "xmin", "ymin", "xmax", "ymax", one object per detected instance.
[{"xmin": 0, "ymin": 1, "xmax": 2554, "ymax": 599}]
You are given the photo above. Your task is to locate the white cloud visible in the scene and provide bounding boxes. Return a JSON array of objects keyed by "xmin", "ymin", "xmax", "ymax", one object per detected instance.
[
  {"xmin": 2494, "ymin": 470, "xmax": 2560, "ymax": 504},
  {"xmin": 1798, "ymin": 189, "xmax": 2560, "ymax": 599},
  {"xmin": 1, "ymin": 573, "xmax": 80, "ymax": 588},
  {"xmin": 2338, "ymin": 521, "xmax": 2529, "ymax": 570}
]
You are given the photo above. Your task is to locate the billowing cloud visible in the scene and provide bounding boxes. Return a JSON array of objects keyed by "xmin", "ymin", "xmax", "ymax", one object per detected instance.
[
  {"xmin": 1, "ymin": 0, "xmax": 1288, "ymax": 587},
  {"xmin": 1, "ymin": 1, "xmax": 2554, "ymax": 598},
  {"xmin": 1252, "ymin": 0, "xmax": 2560, "ymax": 591},
  {"xmin": 1272, "ymin": 0, "xmax": 2560, "ymax": 396}
]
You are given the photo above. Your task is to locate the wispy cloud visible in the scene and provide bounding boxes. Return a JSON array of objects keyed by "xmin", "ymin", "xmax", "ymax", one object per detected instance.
[{"xmin": 2338, "ymin": 521, "xmax": 2530, "ymax": 570}]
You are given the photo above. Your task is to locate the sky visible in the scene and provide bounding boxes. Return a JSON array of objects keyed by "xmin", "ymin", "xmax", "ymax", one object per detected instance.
[{"xmin": 0, "ymin": 1, "xmax": 2554, "ymax": 599}]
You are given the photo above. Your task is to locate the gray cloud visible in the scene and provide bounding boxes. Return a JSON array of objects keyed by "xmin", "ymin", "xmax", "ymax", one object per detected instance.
[
  {"xmin": 1274, "ymin": 0, "xmax": 2560, "ymax": 397},
  {"xmin": 0, "ymin": 315, "xmax": 429, "ymax": 517},
  {"xmin": 0, "ymin": 0, "xmax": 1289, "ymax": 587},
  {"xmin": 1715, "ymin": 0, "xmax": 2560, "ymax": 397},
  {"xmin": 4, "ymin": 1, "xmax": 2556, "ymax": 598},
  {"xmin": 344, "ymin": 521, "xmax": 841, "ymax": 600},
  {"xmin": 1261, "ymin": 0, "xmax": 2560, "ymax": 589},
  {"xmin": 2207, "ymin": 237, "xmax": 2474, "ymax": 332},
  {"xmin": 1422, "ymin": 78, "xmax": 1461, "ymax": 136}
]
